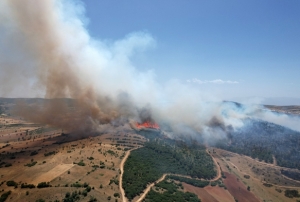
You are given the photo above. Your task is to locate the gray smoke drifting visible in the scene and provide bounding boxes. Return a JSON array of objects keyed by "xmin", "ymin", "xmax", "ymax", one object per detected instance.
[{"xmin": 0, "ymin": 0, "xmax": 299, "ymax": 141}]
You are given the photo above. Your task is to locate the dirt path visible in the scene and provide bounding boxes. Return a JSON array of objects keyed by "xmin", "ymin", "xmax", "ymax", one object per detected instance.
[
  {"xmin": 120, "ymin": 147, "xmax": 223, "ymax": 202},
  {"xmin": 214, "ymin": 148, "xmax": 300, "ymax": 184},
  {"xmin": 132, "ymin": 149, "xmax": 221, "ymax": 202},
  {"xmin": 119, "ymin": 147, "xmax": 140, "ymax": 202},
  {"xmin": 216, "ymin": 148, "xmax": 288, "ymax": 170},
  {"xmin": 207, "ymin": 149, "xmax": 221, "ymax": 181},
  {"xmin": 136, "ymin": 174, "xmax": 167, "ymax": 202},
  {"xmin": 226, "ymin": 158, "xmax": 300, "ymax": 189}
]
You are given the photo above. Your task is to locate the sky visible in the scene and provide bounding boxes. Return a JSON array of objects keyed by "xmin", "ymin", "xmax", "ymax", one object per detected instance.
[{"xmin": 82, "ymin": 0, "xmax": 300, "ymax": 105}]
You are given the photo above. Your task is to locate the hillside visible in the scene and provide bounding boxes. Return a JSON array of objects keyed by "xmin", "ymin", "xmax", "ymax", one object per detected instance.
[{"xmin": 216, "ymin": 118, "xmax": 300, "ymax": 169}]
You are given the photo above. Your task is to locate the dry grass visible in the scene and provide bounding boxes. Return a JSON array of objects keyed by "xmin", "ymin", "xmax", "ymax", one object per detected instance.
[
  {"xmin": 211, "ymin": 148, "xmax": 300, "ymax": 202},
  {"xmin": 0, "ymin": 116, "xmax": 145, "ymax": 201}
]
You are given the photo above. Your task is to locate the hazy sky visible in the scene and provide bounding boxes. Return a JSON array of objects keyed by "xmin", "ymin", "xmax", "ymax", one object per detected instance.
[{"xmin": 81, "ymin": 0, "xmax": 300, "ymax": 104}]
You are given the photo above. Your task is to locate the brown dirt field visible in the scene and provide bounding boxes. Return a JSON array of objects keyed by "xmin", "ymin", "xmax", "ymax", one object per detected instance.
[
  {"xmin": 32, "ymin": 163, "xmax": 74, "ymax": 184},
  {"xmin": 183, "ymin": 183, "xmax": 219, "ymax": 202},
  {"xmin": 204, "ymin": 186, "xmax": 235, "ymax": 202},
  {"xmin": 223, "ymin": 172, "xmax": 260, "ymax": 202},
  {"xmin": 211, "ymin": 148, "xmax": 300, "ymax": 202},
  {"xmin": 0, "ymin": 116, "xmax": 145, "ymax": 201}
]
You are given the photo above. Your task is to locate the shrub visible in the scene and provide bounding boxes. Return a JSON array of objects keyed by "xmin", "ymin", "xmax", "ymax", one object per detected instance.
[
  {"xmin": 89, "ymin": 196, "xmax": 97, "ymax": 202},
  {"xmin": 82, "ymin": 190, "xmax": 88, "ymax": 197},
  {"xmin": 21, "ymin": 183, "xmax": 35, "ymax": 188},
  {"xmin": 85, "ymin": 186, "xmax": 91, "ymax": 192},
  {"xmin": 37, "ymin": 182, "xmax": 51, "ymax": 188},
  {"xmin": 77, "ymin": 161, "xmax": 85, "ymax": 166},
  {"xmin": 6, "ymin": 180, "xmax": 17, "ymax": 187},
  {"xmin": 244, "ymin": 175, "xmax": 250, "ymax": 179},
  {"xmin": 30, "ymin": 151, "xmax": 38, "ymax": 156},
  {"xmin": 0, "ymin": 191, "xmax": 11, "ymax": 202},
  {"xmin": 44, "ymin": 151, "xmax": 56, "ymax": 157},
  {"xmin": 285, "ymin": 189, "xmax": 299, "ymax": 198},
  {"xmin": 24, "ymin": 161, "xmax": 37, "ymax": 167}
]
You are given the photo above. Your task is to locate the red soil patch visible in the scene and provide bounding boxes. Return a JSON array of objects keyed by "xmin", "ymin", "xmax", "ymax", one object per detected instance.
[
  {"xmin": 183, "ymin": 183, "xmax": 218, "ymax": 202},
  {"xmin": 204, "ymin": 186, "xmax": 235, "ymax": 202},
  {"xmin": 223, "ymin": 172, "xmax": 260, "ymax": 202}
]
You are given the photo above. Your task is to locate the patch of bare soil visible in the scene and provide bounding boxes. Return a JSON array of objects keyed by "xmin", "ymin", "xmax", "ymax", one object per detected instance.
[
  {"xmin": 204, "ymin": 186, "xmax": 235, "ymax": 202},
  {"xmin": 32, "ymin": 163, "xmax": 74, "ymax": 184},
  {"xmin": 183, "ymin": 183, "xmax": 218, "ymax": 202},
  {"xmin": 0, "ymin": 116, "xmax": 145, "ymax": 201},
  {"xmin": 223, "ymin": 172, "xmax": 260, "ymax": 202}
]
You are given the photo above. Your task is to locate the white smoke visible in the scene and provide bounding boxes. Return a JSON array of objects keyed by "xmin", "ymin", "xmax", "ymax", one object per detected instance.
[{"xmin": 0, "ymin": 0, "xmax": 299, "ymax": 141}]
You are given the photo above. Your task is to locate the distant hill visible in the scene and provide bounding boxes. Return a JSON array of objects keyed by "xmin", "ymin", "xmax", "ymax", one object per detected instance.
[
  {"xmin": 216, "ymin": 118, "xmax": 300, "ymax": 170},
  {"xmin": 0, "ymin": 97, "xmax": 74, "ymax": 104},
  {"xmin": 264, "ymin": 105, "xmax": 300, "ymax": 115}
]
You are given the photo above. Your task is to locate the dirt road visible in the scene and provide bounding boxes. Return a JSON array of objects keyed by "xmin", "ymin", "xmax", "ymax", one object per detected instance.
[
  {"xmin": 119, "ymin": 147, "xmax": 140, "ymax": 202},
  {"xmin": 207, "ymin": 148, "xmax": 221, "ymax": 181},
  {"xmin": 120, "ymin": 147, "xmax": 222, "ymax": 202},
  {"xmin": 136, "ymin": 174, "xmax": 167, "ymax": 202},
  {"xmin": 133, "ymin": 149, "xmax": 221, "ymax": 202}
]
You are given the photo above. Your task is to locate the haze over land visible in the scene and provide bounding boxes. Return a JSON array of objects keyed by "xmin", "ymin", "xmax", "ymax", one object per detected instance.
[
  {"xmin": 0, "ymin": 0, "xmax": 300, "ymax": 142},
  {"xmin": 0, "ymin": 1, "xmax": 300, "ymax": 202}
]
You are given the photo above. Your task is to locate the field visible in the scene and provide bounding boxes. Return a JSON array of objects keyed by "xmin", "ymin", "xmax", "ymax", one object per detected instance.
[
  {"xmin": 209, "ymin": 148, "xmax": 300, "ymax": 202},
  {"xmin": 182, "ymin": 183, "xmax": 234, "ymax": 202},
  {"xmin": 0, "ymin": 115, "xmax": 146, "ymax": 202},
  {"xmin": 1, "ymin": 103, "xmax": 300, "ymax": 202}
]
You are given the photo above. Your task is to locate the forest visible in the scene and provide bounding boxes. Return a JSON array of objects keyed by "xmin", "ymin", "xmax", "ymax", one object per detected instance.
[
  {"xmin": 144, "ymin": 180, "xmax": 200, "ymax": 202},
  {"xmin": 123, "ymin": 139, "xmax": 215, "ymax": 200},
  {"xmin": 216, "ymin": 118, "xmax": 300, "ymax": 169},
  {"xmin": 167, "ymin": 175, "xmax": 209, "ymax": 188}
]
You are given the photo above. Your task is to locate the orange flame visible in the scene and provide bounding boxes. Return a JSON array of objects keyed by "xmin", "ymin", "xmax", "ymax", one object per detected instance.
[{"xmin": 135, "ymin": 121, "xmax": 159, "ymax": 130}]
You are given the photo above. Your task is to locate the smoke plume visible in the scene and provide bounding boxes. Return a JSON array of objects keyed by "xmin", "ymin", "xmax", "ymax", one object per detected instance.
[{"xmin": 0, "ymin": 0, "xmax": 299, "ymax": 141}]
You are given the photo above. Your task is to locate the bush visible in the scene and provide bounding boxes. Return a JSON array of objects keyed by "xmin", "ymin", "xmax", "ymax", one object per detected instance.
[
  {"xmin": 37, "ymin": 182, "xmax": 51, "ymax": 188},
  {"xmin": 21, "ymin": 183, "xmax": 36, "ymax": 189},
  {"xmin": 263, "ymin": 183, "xmax": 273, "ymax": 187},
  {"xmin": 0, "ymin": 191, "xmax": 11, "ymax": 202},
  {"xmin": 24, "ymin": 161, "xmax": 37, "ymax": 167},
  {"xmin": 65, "ymin": 192, "xmax": 70, "ymax": 198},
  {"xmin": 6, "ymin": 180, "xmax": 17, "ymax": 187},
  {"xmin": 4, "ymin": 163, "xmax": 12, "ymax": 167},
  {"xmin": 285, "ymin": 189, "xmax": 299, "ymax": 198},
  {"xmin": 44, "ymin": 151, "xmax": 56, "ymax": 157},
  {"xmin": 86, "ymin": 186, "xmax": 91, "ymax": 192},
  {"xmin": 244, "ymin": 175, "xmax": 250, "ymax": 179},
  {"xmin": 72, "ymin": 183, "xmax": 82, "ymax": 188},
  {"xmin": 30, "ymin": 151, "xmax": 38, "ymax": 156},
  {"xmin": 211, "ymin": 181, "xmax": 217, "ymax": 186},
  {"xmin": 89, "ymin": 196, "xmax": 97, "ymax": 202},
  {"xmin": 77, "ymin": 161, "xmax": 85, "ymax": 166},
  {"xmin": 82, "ymin": 190, "xmax": 88, "ymax": 197}
]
